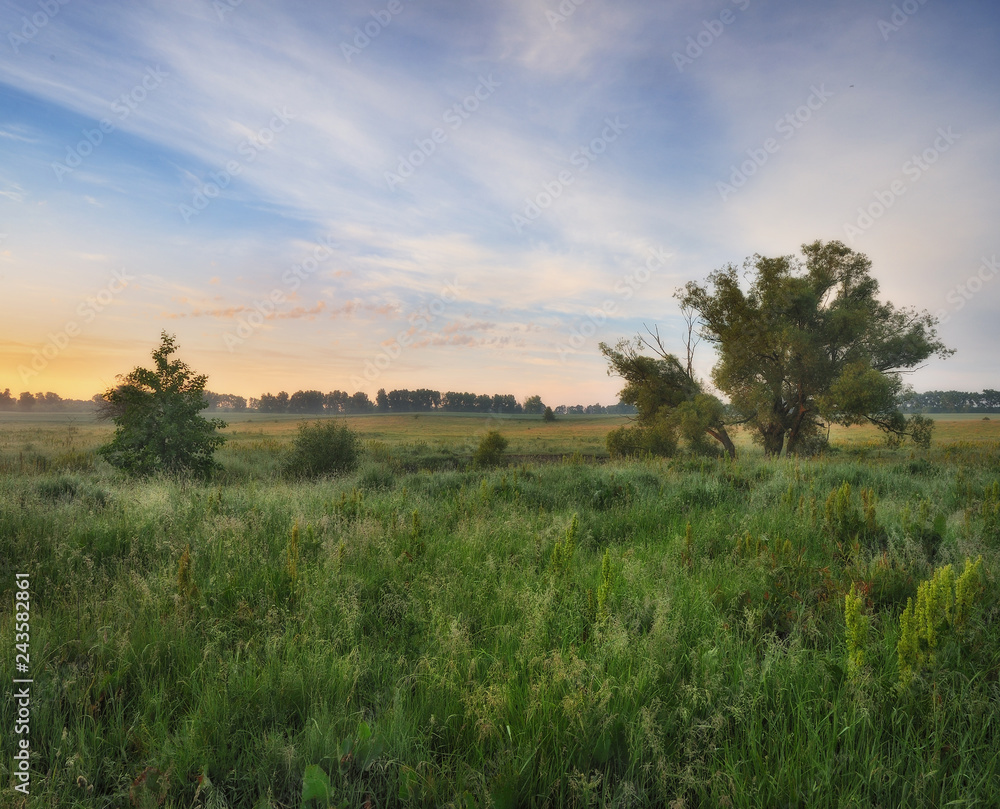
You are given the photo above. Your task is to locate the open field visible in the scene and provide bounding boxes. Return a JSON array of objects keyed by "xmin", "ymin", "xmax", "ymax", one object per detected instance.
[
  {"xmin": 2, "ymin": 410, "xmax": 999, "ymax": 466},
  {"xmin": 1, "ymin": 414, "xmax": 999, "ymax": 807}
]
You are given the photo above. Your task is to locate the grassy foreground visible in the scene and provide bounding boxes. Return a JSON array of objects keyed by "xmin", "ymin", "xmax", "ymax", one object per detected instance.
[{"xmin": 1, "ymin": 416, "xmax": 999, "ymax": 807}]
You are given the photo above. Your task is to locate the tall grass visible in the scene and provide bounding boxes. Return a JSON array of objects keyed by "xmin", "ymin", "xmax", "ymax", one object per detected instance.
[{"xmin": 0, "ymin": 427, "xmax": 998, "ymax": 807}]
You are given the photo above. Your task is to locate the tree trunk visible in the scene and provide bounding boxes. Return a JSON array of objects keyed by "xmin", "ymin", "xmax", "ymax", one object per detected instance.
[
  {"xmin": 762, "ymin": 425, "xmax": 785, "ymax": 456},
  {"xmin": 707, "ymin": 426, "xmax": 737, "ymax": 459},
  {"xmin": 785, "ymin": 383, "xmax": 809, "ymax": 456},
  {"xmin": 786, "ymin": 410, "xmax": 809, "ymax": 455}
]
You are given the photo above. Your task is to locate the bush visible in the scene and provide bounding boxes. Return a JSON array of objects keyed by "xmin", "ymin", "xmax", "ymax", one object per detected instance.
[
  {"xmin": 793, "ymin": 432, "xmax": 830, "ymax": 457},
  {"xmin": 472, "ymin": 429, "xmax": 508, "ymax": 468},
  {"xmin": 543, "ymin": 406, "xmax": 556, "ymax": 422},
  {"xmin": 284, "ymin": 421, "xmax": 360, "ymax": 478},
  {"xmin": 606, "ymin": 420, "xmax": 677, "ymax": 459},
  {"xmin": 606, "ymin": 426, "xmax": 643, "ymax": 459}
]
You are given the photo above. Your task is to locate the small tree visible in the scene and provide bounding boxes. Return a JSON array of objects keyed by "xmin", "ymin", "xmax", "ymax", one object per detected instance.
[
  {"xmin": 542, "ymin": 406, "xmax": 556, "ymax": 422},
  {"xmin": 98, "ymin": 332, "xmax": 226, "ymax": 477},
  {"xmin": 600, "ymin": 325, "xmax": 736, "ymax": 459}
]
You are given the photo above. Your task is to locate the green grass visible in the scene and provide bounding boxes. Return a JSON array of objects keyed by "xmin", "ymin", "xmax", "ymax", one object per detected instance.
[{"xmin": 0, "ymin": 417, "xmax": 998, "ymax": 807}]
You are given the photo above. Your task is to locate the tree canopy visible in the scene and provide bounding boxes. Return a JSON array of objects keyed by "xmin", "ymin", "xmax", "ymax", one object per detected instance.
[
  {"xmin": 676, "ymin": 240, "xmax": 950, "ymax": 455},
  {"xmin": 98, "ymin": 332, "xmax": 227, "ymax": 476}
]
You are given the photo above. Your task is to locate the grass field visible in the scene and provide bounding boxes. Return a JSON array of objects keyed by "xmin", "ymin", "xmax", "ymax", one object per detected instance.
[
  {"xmin": 1, "ymin": 413, "xmax": 998, "ymax": 807},
  {"xmin": 3, "ymin": 409, "xmax": 999, "ymax": 464}
]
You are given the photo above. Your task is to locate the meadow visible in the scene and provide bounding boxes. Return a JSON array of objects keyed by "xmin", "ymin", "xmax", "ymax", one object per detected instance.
[{"xmin": 1, "ymin": 412, "xmax": 998, "ymax": 807}]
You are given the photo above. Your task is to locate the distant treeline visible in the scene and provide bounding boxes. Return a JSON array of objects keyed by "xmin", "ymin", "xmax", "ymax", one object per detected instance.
[
  {"xmin": 0, "ymin": 389, "xmax": 95, "ymax": 412},
  {"xmin": 248, "ymin": 388, "xmax": 637, "ymax": 415},
  {"xmin": 0, "ymin": 385, "xmax": 636, "ymax": 415},
  {"xmin": 252, "ymin": 390, "xmax": 372, "ymax": 414},
  {"xmin": 899, "ymin": 390, "xmax": 1000, "ymax": 413},
  {"xmin": 5, "ymin": 384, "xmax": 995, "ymax": 416}
]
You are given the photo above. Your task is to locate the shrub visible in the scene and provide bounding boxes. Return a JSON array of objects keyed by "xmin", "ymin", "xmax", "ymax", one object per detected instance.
[
  {"xmin": 606, "ymin": 426, "xmax": 642, "ymax": 459},
  {"xmin": 606, "ymin": 419, "xmax": 677, "ymax": 459},
  {"xmin": 284, "ymin": 421, "xmax": 360, "ymax": 478},
  {"xmin": 543, "ymin": 406, "xmax": 556, "ymax": 422},
  {"xmin": 794, "ymin": 432, "xmax": 830, "ymax": 457},
  {"xmin": 472, "ymin": 429, "xmax": 508, "ymax": 468}
]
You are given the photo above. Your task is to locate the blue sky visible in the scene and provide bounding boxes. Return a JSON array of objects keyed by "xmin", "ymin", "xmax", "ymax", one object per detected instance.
[{"xmin": 1, "ymin": 0, "xmax": 998, "ymax": 403}]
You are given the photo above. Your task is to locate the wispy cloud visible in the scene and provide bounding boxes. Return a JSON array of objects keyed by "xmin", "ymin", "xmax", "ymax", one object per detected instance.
[{"xmin": 0, "ymin": 126, "xmax": 38, "ymax": 143}]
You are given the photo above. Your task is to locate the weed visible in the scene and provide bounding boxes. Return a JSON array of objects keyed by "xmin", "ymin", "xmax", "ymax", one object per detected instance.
[
  {"xmin": 551, "ymin": 513, "xmax": 580, "ymax": 577},
  {"xmin": 596, "ymin": 548, "xmax": 613, "ymax": 621},
  {"xmin": 844, "ymin": 583, "xmax": 870, "ymax": 681},
  {"xmin": 287, "ymin": 521, "xmax": 300, "ymax": 592},
  {"xmin": 897, "ymin": 556, "xmax": 984, "ymax": 688},
  {"xmin": 176, "ymin": 543, "xmax": 197, "ymax": 607}
]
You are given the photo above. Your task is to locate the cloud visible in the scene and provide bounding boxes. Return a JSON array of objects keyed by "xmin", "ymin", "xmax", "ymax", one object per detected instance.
[
  {"xmin": 0, "ymin": 127, "xmax": 38, "ymax": 143},
  {"xmin": 1, "ymin": 0, "xmax": 997, "ymax": 401},
  {"xmin": 0, "ymin": 184, "xmax": 25, "ymax": 203},
  {"xmin": 163, "ymin": 300, "xmax": 327, "ymax": 320}
]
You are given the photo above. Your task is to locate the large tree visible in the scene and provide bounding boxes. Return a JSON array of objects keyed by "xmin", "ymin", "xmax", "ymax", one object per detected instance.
[
  {"xmin": 98, "ymin": 332, "xmax": 226, "ymax": 476},
  {"xmin": 678, "ymin": 240, "xmax": 950, "ymax": 455}
]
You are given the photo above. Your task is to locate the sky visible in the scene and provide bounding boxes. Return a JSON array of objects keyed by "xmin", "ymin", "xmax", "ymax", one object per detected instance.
[{"xmin": 1, "ymin": 0, "xmax": 998, "ymax": 405}]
